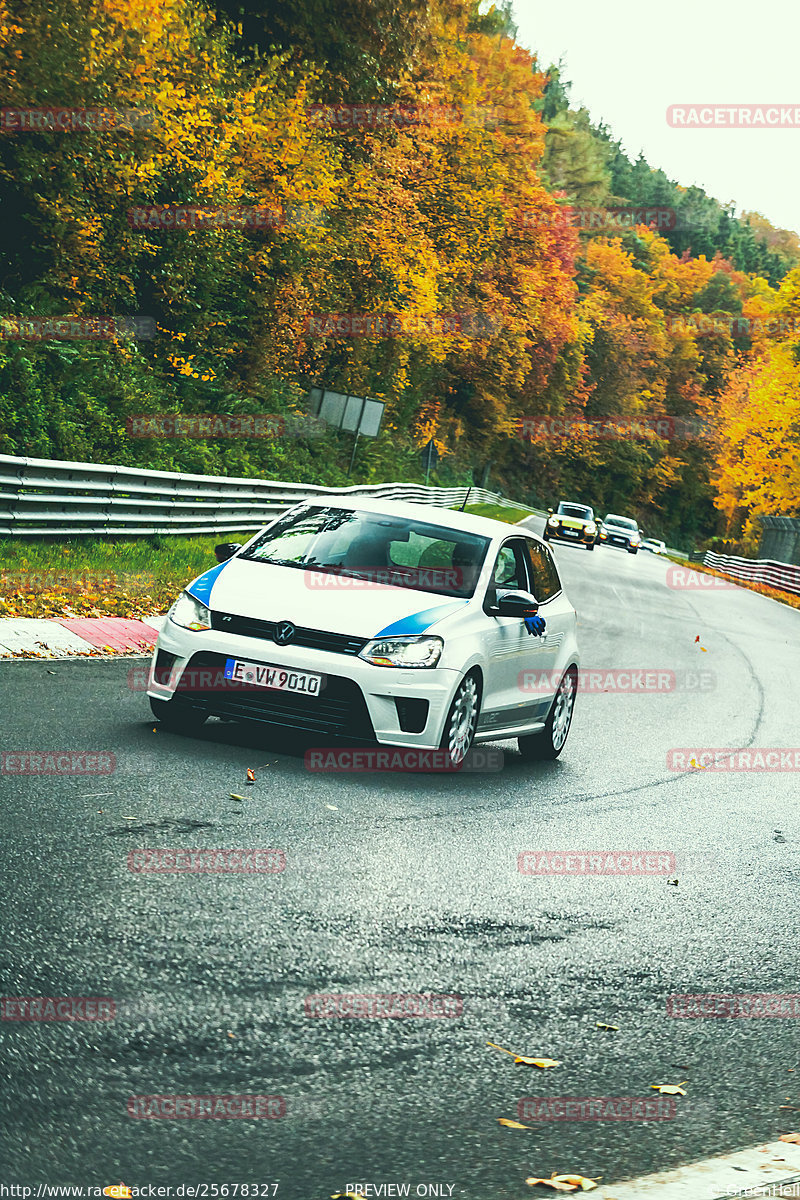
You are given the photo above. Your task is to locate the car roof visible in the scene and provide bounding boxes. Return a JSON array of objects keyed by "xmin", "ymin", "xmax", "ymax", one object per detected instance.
[{"xmin": 289, "ymin": 494, "xmax": 526, "ymax": 540}]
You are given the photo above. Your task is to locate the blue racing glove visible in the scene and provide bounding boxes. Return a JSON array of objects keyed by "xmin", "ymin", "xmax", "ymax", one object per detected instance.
[{"xmin": 524, "ymin": 614, "xmax": 546, "ymax": 637}]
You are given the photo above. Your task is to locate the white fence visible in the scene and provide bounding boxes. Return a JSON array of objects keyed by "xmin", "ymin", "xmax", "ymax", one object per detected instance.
[
  {"xmin": 704, "ymin": 550, "xmax": 800, "ymax": 596},
  {"xmin": 0, "ymin": 453, "xmax": 540, "ymax": 536}
]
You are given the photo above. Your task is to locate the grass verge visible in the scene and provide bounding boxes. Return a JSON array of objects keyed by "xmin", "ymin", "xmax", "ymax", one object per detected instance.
[{"xmin": 0, "ymin": 532, "xmax": 255, "ymax": 619}]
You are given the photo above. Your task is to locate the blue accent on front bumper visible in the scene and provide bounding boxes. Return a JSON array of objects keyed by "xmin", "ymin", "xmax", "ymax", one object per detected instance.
[
  {"xmin": 185, "ymin": 561, "xmax": 229, "ymax": 606},
  {"xmin": 374, "ymin": 600, "xmax": 468, "ymax": 638}
]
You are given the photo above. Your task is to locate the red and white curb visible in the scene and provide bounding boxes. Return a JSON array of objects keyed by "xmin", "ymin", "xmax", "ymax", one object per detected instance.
[
  {"xmin": 590, "ymin": 1138, "xmax": 800, "ymax": 1198},
  {"xmin": 0, "ymin": 615, "xmax": 165, "ymax": 658}
]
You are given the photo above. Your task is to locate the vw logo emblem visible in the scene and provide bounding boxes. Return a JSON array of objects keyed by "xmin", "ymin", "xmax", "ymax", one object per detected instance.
[{"xmin": 274, "ymin": 621, "xmax": 295, "ymax": 645}]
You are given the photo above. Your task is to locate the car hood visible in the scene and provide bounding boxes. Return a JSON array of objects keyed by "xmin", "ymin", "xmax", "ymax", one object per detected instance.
[{"xmin": 185, "ymin": 558, "xmax": 471, "ymax": 639}]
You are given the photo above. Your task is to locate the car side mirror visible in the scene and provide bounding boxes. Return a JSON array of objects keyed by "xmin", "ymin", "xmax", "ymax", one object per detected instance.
[
  {"xmin": 494, "ymin": 589, "xmax": 539, "ymax": 617},
  {"xmin": 215, "ymin": 542, "xmax": 242, "ymax": 563},
  {"xmin": 547, "ymin": 508, "xmax": 554, "ymax": 515}
]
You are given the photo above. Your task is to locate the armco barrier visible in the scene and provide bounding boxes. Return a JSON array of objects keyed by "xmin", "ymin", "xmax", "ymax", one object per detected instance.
[
  {"xmin": 0, "ymin": 453, "xmax": 541, "ymax": 536},
  {"xmin": 703, "ymin": 550, "xmax": 800, "ymax": 596}
]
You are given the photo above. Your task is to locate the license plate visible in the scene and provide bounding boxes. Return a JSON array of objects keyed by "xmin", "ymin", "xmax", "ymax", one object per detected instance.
[
  {"xmin": 224, "ymin": 657, "xmax": 322, "ymax": 696},
  {"xmin": 563, "ymin": 529, "xmax": 579, "ymax": 536}
]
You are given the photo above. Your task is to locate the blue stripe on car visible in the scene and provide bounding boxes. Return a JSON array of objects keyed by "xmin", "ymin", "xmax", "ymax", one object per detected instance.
[
  {"xmin": 374, "ymin": 601, "xmax": 468, "ymax": 638},
  {"xmin": 186, "ymin": 561, "xmax": 230, "ymax": 606}
]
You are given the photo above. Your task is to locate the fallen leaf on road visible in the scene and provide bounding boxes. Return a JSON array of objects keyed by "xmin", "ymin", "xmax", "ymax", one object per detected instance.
[
  {"xmin": 487, "ymin": 1041, "xmax": 561, "ymax": 1067},
  {"xmin": 498, "ymin": 1117, "xmax": 531, "ymax": 1129},
  {"xmin": 694, "ymin": 635, "xmax": 700, "ymax": 642},
  {"xmin": 689, "ymin": 759, "xmax": 706, "ymax": 770},
  {"xmin": 331, "ymin": 1193, "xmax": 362, "ymax": 1199},
  {"xmin": 667, "ymin": 878, "xmax": 679, "ymax": 885},
  {"xmin": 650, "ymin": 1082, "xmax": 687, "ymax": 1095},
  {"xmin": 780, "ymin": 1132, "xmax": 800, "ymax": 1143},
  {"xmin": 525, "ymin": 1174, "xmax": 598, "ymax": 1192},
  {"xmin": 246, "ymin": 768, "xmax": 255, "ymax": 784},
  {"xmin": 230, "ymin": 794, "xmax": 245, "ymax": 800},
  {"xmin": 524, "ymin": 1180, "xmax": 576, "ymax": 1194},
  {"xmin": 595, "ymin": 1022, "xmax": 619, "ymax": 1031}
]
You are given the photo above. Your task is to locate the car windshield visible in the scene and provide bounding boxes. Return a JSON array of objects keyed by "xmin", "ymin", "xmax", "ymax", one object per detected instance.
[
  {"xmin": 604, "ymin": 515, "xmax": 638, "ymax": 530},
  {"xmin": 558, "ymin": 503, "xmax": 593, "ymax": 519},
  {"xmin": 240, "ymin": 505, "xmax": 490, "ymax": 598}
]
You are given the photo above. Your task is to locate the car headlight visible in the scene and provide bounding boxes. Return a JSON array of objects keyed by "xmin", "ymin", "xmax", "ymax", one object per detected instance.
[
  {"xmin": 358, "ymin": 634, "xmax": 444, "ymax": 668},
  {"xmin": 585, "ymin": 522, "xmax": 597, "ymax": 534},
  {"xmin": 168, "ymin": 590, "xmax": 212, "ymax": 632},
  {"xmin": 547, "ymin": 516, "xmax": 559, "ymax": 527}
]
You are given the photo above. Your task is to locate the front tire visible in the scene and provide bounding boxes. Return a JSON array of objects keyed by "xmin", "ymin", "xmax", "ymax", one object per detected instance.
[
  {"xmin": 440, "ymin": 672, "xmax": 480, "ymax": 767},
  {"xmin": 149, "ymin": 695, "xmax": 208, "ymax": 734},
  {"xmin": 586, "ymin": 541, "xmax": 595, "ymax": 551},
  {"xmin": 518, "ymin": 667, "xmax": 577, "ymax": 761},
  {"xmin": 628, "ymin": 546, "xmax": 638, "ymax": 555}
]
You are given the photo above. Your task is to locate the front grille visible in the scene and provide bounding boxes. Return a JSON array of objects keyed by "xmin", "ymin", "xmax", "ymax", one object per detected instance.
[
  {"xmin": 175, "ymin": 652, "xmax": 375, "ymax": 739},
  {"xmin": 210, "ymin": 611, "xmax": 368, "ymax": 656}
]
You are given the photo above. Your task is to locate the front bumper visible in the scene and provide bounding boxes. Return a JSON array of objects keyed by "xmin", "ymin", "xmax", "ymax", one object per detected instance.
[
  {"xmin": 147, "ymin": 619, "xmax": 462, "ymax": 749},
  {"xmin": 546, "ymin": 524, "xmax": 595, "ymax": 544}
]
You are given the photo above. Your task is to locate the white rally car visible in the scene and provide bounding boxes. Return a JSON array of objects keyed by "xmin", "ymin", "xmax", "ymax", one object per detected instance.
[{"xmin": 147, "ymin": 499, "xmax": 580, "ymax": 763}]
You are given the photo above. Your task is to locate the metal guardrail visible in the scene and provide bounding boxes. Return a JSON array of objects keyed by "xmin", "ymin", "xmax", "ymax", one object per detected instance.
[
  {"xmin": 0, "ymin": 453, "xmax": 541, "ymax": 536},
  {"xmin": 703, "ymin": 549, "xmax": 800, "ymax": 596}
]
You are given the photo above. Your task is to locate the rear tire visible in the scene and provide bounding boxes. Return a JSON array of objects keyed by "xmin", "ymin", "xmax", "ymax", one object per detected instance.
[
  {"xmin": 518, "ymin": 667, "xmax": 577, "ymax": 761},
  {"xmin": 440, "ymin": 672, "xmax": 480, "ymax": 767},
  {"xmin": 149, "ymin": 695, "xmax": 208, "ymax": 733}
]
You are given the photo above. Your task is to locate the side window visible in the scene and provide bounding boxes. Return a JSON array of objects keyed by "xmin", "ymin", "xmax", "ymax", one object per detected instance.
[
  {"xmin": 489, "ymin": 540, "xmax": 531, "ymax": 596},
  {"xmin": 525, "ymin": 541, "xmax": 562, "ymax": 602}
]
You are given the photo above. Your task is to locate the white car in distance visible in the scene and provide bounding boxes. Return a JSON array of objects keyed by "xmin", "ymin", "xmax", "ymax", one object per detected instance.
[{"xmin": 147, "ymin": 499, "xmax": 581, "ymax": 765}]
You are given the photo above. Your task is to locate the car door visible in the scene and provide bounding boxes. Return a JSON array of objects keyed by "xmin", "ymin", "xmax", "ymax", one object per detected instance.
[
  {"xmin": 477, "ymin": 538, "xmax": 561, "ymax": 736},
  {"xmin": 524, "ymin": 536, "xmax": 575, "ymax": 701}
]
